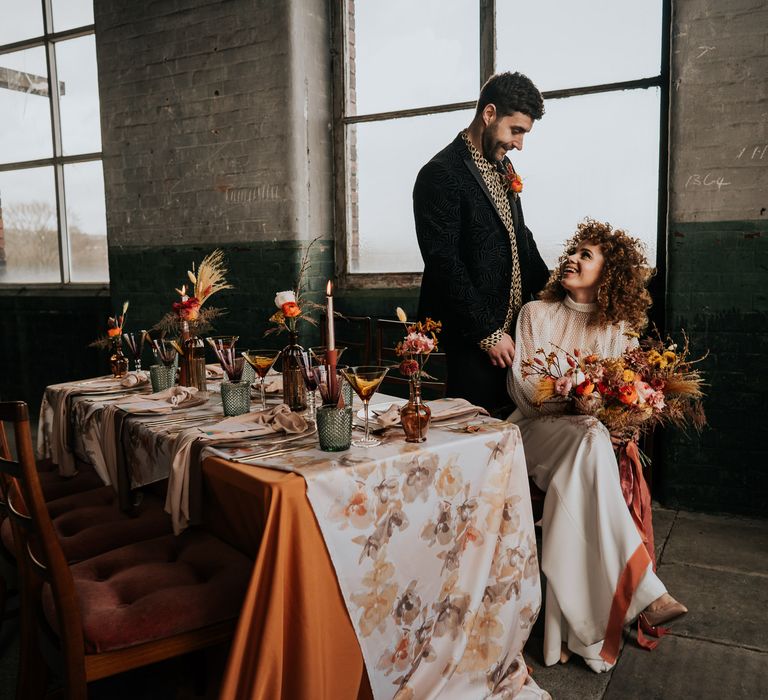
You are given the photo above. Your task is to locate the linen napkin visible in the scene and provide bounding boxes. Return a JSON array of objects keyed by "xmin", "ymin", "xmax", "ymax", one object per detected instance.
[
  {"xmin": 165, "ymin": 404, "xmax": 307, "ymax": 534},
  {"xmin": 373, "ymin": 397, "xmax": 488, "ymax": 428},
  {"xmin": 115, "ymin": 386, "xmax": 207, "ymax": 414},
  {"xmin": 120, "ymin": 371, "xmax": 149, "ymax": 388},
  {"xmin": 206, "ymin": 363, "xmax": 225, "ymax": 379}
]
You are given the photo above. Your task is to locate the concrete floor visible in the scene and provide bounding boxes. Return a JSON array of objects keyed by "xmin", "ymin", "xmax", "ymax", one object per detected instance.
[
  {"xmin": 523, "ymin": 506, "xmax": 768, "ymax": 699},
  {"xmin": 1, "ymin": 505, "xmax": 766, "ymax": 699}
]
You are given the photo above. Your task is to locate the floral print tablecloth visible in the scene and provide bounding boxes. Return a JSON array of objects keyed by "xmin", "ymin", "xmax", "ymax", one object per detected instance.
[{"xmin": 249, "ymin": 423, "xmax": 548, "ymax": 699}]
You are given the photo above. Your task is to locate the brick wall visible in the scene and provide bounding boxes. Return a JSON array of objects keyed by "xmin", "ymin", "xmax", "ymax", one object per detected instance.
[{"xmin": 94, "ymin": 0, "xmax": 334, "ymax": 353}]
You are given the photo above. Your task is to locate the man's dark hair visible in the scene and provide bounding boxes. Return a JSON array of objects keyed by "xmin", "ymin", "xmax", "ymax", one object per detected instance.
[{"xmin": 476, "ymin": 71, "xmax": 545, "ymax": 120}]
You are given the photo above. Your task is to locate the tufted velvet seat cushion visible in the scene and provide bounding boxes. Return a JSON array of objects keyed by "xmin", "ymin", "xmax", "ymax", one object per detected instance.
[
  {"xmin": 1, "ymin": 487, "xmax": 172, "ymax": 564},
  {"xmin": 36, "ymin": 460, "xmax": 104, "ymax": 502},
  {"xmin": 41, "ymin": 531, "xmax": 252, "ymax": 654}
]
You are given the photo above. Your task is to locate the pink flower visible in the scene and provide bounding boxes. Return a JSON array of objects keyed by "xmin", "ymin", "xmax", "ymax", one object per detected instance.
[
  {"xmin": 402, "ymin": 332, "xmax": 434, "ymax": 355},
  {"xmin": 634, "ymin": 380, "xmax": 654, "ymax": 404},
  {"xmin": 554, "ymin": 376, "xmax": 573, "ymax": 396},
  {"xmin": 647, "ymin": 390, "xmax": 666, "ymax": 410}
]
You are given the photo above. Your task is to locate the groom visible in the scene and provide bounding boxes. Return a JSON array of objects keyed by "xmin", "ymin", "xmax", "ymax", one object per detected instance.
[{"xmin": 413, "ymin": 71, "xmax": 550, "ymax": 417}]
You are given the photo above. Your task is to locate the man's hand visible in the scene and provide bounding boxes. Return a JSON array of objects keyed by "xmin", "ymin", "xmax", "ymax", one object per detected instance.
[{"xmin": 486, "ymin": 333, "xmax": 516, "ymax": 368}]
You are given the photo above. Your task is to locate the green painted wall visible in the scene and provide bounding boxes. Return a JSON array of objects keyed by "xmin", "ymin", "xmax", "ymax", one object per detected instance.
[
  {"xmin": 660, "ymin": 220, "xmax": 767, "ymax": 516},
  {"xmin": 107, "ymin": 239, "xmax": 334, "ymax": 355}
]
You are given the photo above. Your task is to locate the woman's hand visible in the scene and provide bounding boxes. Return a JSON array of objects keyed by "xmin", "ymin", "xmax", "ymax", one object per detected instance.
[{"xmin": 610, "ymin": 428, "xmax": 640, "ymax": 448}]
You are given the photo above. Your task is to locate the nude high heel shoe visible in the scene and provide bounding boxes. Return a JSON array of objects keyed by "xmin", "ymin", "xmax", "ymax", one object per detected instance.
[{"xmin": 640, "ymin": 594, "xmax": 688, "ymax": 628}]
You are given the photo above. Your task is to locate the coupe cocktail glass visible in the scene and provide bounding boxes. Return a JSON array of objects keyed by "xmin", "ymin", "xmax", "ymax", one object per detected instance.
[
  {"xmin": 341, "ymin": 366, "xmax": 389, "ymax": 448},
  {"xmin": 242, "ymin": 349, "xmax": 280, "ymax": 411}
]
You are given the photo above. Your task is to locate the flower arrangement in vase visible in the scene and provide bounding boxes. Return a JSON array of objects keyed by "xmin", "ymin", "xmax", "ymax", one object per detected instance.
[
  {"xmin": 394, "ymin": 307, "xmax": 442, "ymax": 442},
  {"xmin": 155, "ymin": 249, "xmax": 233, "ymax": 390},
  {"xmin": 267, "ymin": 237, "xmax": 324, "ymax": 412},
  {"xmin": 90, "ymin": 301, "xmax": 130, "ymax": 378}
]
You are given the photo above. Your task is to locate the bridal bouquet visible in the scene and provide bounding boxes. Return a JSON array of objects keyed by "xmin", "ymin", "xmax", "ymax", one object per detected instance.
[{"xmin": 522, "ymin": 332, "xmax": 707, "ymax": 439}]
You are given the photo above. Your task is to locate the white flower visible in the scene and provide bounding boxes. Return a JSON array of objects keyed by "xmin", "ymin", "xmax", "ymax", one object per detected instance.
[
  {"xmin": 274, "ymin": 290, "xmax": 296, "ymax": 308},
  {"xmin": 396, "ymin": 307, "xmax": 408, "ymax": 323}
]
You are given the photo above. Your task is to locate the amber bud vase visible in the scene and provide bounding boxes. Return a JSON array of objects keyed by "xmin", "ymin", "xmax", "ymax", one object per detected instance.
[
  {"xmin": 401, "ymin": 379, "xmax": 431, "ymax": 442},
  {"xmin": 109, "ymin": 339, "xmax": 129, "ymax": 379}
]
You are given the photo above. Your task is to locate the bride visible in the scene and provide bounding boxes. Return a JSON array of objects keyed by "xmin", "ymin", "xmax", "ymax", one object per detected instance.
[{"xmin": 507, "ymin": 219, "xmax": 687, "ymax": 672}]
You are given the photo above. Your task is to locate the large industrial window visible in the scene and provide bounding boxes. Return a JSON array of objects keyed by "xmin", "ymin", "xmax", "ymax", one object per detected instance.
[
  {"xmin": 0, "ymin": 0, "xmax": 107, "ymax": 285},
  {"xmin": 332, "ymin": 1, "xmax": 669, "ymax": 286}
]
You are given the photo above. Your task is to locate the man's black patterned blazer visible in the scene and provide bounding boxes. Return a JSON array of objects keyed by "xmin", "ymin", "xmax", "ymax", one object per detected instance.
[{"xmin": 414, "ymin": 133, "xmax": 550, "ymax": 348}]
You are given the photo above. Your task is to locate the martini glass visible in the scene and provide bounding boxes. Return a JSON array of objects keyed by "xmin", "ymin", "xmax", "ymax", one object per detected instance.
[
  {"xmin": 123, "ymin": 331, "xmax": 147, "ymax": 372},
  {"xmin": 341, "ymin": 366, "xmax": 389, "ymax": 448},
  {"xmin": 309, "ymin": 346, "xmax": 347, "ymax": 365},
  {"xmin": 242, "ymin": 349, "xmax": 281, "ymax": 410}
]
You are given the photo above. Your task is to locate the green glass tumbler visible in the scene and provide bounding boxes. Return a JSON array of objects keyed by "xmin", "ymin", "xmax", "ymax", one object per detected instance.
[
  {"xmin": 316, "ymin": 405, "xmax": 353, "ymax": 452},
  {"xmin": 221, "ymin": 380, "xmax": 251, "ymax": 417},
  {"xmin": 150, "ymin": 364, "xmax": 176, "ymax": 393}
]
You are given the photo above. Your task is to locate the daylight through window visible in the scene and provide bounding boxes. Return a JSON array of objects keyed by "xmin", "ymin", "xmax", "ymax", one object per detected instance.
[
  {"xmin": 334, "ymin": 0, "xmax": 667, "ymax": 279},
  {"xmin": 0, "ymin": 0, "xmax": 107, "ymax": 284}
]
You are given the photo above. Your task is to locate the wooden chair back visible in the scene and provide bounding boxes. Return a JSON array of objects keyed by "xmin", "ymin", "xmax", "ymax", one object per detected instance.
[
  {"xmin": 374, "ymin": 319, "xmax": 447, "ymax": 401},
  {"xmin": 320, "ymin": 314, "xmax": 373, "ymax": 367},
  {"xmin": 0, "ymin": 400, "xmax": 90, "ymax": 692},
  {"xmin": 0, "ymin": 400, "xmax": 247, "ymax": 699}
]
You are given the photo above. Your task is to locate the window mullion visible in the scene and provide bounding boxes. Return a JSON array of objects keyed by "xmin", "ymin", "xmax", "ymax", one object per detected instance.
[
  {"xmin": 42, "ymin": 0, "xmax": 71, "ymax": 284},
  {"xmin": 480, "ymin": 0, "xmax": 495, "ymax": 84}
]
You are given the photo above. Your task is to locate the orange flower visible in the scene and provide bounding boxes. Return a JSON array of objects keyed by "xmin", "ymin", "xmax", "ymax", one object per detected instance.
[
  {"xmin": 618, "ymin": 384, "xmax": 639, "ymax": 405},
  {"xmin": 576, "ymin": 380, "xmax": 595, "ymax": 396},
  {"xmin": 281, "ymin": 301, "xmax": 301, "ymax": 318},
  {"xmin": 510, "ymin": 175, "xmax": 523, "ymax": 193},
  {"xmin": 106, "ymin": 327, "xmax": 121, "ymax": 338}
]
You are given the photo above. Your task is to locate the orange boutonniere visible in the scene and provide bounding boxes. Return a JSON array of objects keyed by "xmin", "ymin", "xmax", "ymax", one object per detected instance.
[{"xmin": 501, "ymin": 162, "xmax": 523, "ymax": 197}]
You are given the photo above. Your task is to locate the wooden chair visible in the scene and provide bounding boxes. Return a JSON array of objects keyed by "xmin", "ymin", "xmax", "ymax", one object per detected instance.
[
  {"xmin": 0, "ymin": 419, "xmax": 169, "ymax": 635},
  {"xmin": 320, "ymin": 313, "xmax": 373, "ymax": 367},
  {"xmin": 0, "ymin": 401, "xmax": 252, "ymax": 699},
  {"xmin": 375, "ymin": 319, "xmax": 447, "ymax": 401}
]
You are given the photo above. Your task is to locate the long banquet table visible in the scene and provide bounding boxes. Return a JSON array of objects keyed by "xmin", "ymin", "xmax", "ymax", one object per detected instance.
[{"xmin": 38, "ymin": 374, "xmax": 549, "ymax": 700}]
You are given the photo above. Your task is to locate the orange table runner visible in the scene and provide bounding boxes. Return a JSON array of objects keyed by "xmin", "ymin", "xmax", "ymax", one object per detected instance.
[{"xmin": 202, "ymin": 456, "xmax": 373, "ymax": 700}]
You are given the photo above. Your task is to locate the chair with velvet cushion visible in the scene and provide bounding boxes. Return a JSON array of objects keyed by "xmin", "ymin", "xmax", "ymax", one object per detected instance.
[
  {"xmin": 0, "ymin": 401, "xmax": 252, "ymax": 699},
  {"xmin": 0, "ymin": 421, "xmax": 169, "ymax": 633}
]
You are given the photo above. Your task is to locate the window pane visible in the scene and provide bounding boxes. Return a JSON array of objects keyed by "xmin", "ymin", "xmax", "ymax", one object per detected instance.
[
  {"xmin": 0, "ymin": 167, "xmax": 60, "ymax": 283},
  {"xmin": 350, "ymin": 0, "xmax": 478, "ymax": 115},
  {"xmin": 65, "ymin": 161, "xmax": 108, "ymax": 283},
  {"xmin": 51, "ymin": 0, "xmax": 94, "ymax": 32},
  {"xmin": 511, "ymin": 89, "xmax": 660, "ymax": 267},
  {"xmin": 0, "ymin": 1, "xmax": 43, "ymax": 45},
  {"xmin": 56, "ymin": 36, "xmax": 102, "ymax": 155},
  {"xmin": 0, "ymin": 47, "xmax": 53, "ymax": 164},
  {"xmin": 349, "ymin": 109, "xmax": 474, "ymax": 273},
  {"xmin": 496, "ymin": 0, "xmax": 663, "ymax": 91}
]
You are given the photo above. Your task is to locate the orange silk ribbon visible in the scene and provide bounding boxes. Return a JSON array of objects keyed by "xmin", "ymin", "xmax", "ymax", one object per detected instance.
[{"xmin": 618, "ymin": 439, "xmax": 656, "ymax": 568}]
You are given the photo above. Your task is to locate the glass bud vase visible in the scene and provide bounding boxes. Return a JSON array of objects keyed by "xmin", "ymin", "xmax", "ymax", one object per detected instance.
[
  {"xmin": 401, "ymin": 379, "xmax": 431, "ymax": 443},
  {"xmin": 179, "ymin": 324, "xmax": 207, "ymax": 391},
  {"xmin": 109, "ymin": 339, "xmax": 129, "ymax": 379},
  {"xmin": 281, "ymin": 331, "xmax": 307, "ymax": 412}
]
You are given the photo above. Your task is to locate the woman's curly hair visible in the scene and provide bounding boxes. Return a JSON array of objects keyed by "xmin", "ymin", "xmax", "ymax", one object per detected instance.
[{"xmin": 539, "ymin": 219, "xmax": 654, "ymax": 331}]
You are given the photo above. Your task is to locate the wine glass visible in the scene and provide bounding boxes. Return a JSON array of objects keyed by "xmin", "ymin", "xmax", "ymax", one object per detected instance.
[
  {"xmin": 341, "ymin": 366, "xmax": 389, "ymax": 448},
  {"xmin": 242, "ymin": 349, "xmax": 281, "ymax": 410},
  {"xmin": 123, "ymin": 331, "xmax": 147, "ymax": 372},
  {"xmin": 206, "ymin": 336, "xmax": 241, "ymax": 380},
  {"xmin": 297, "ymin": 351, "xmax": 319, "ymax": 423},
  {"xmin": 149, "ymin": 337, "xmax": 179, "ymax": 368}
]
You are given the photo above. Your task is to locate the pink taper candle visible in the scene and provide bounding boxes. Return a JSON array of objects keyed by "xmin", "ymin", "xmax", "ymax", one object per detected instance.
[{"xmin": 326, "ymin": 280, "xmax": 335, "ymax": 351}]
